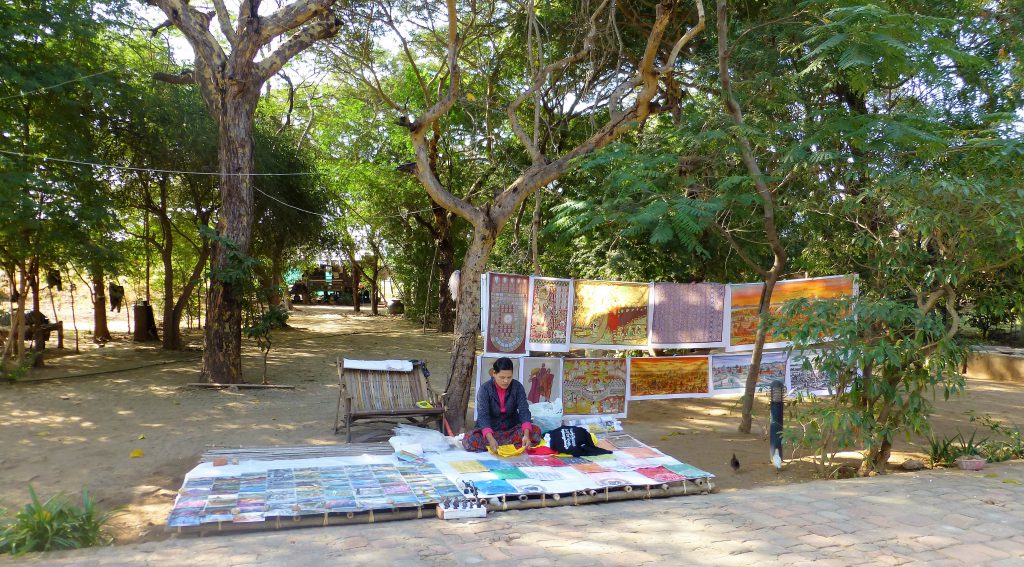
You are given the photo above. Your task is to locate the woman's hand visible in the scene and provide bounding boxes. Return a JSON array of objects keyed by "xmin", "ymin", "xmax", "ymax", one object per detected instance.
[
  {"xmin": 520, "ymin": 431, "xmax": 532, "ymax": 450},
  {"xmin": 486, "ymin": 432, "xmax": 499, "ymax": 453}
]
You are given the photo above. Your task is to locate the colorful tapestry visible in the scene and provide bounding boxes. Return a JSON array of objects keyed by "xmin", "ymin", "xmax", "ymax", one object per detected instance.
[
  {"xmin": 650, "ymin": 283, "xmax": 727, "ymax": 347},
  {"xmin": 789, "ymin": 350, "xmax": 832, "ymax": 395},
  {"xmin": 710, "ymin": 351, "xmax": 789, "ymax": 393},
  {"xmin": 527, "ymin": 277, "xmax": 572, "ymax": 351},
  {"xmin": 484, "ymin": 272, "xmax": 530, "ymax": 355},
  {"xmin": 520, "ymin": 357, "xmax": 562, "ymax": 404},
  {"xmin": 562, "ymin": 358, "xmax": 628, "ymax": 417},
  {"xmin": 628, "ymin": 356, "xmax": 710, "ymax": 400},
  {"xmin": 728, "ymin": 275, "xmax": 857, "ymax": 349},
  {"xmin": 570, "ymin": 280, "xmax": 650, "ymax": 348}
]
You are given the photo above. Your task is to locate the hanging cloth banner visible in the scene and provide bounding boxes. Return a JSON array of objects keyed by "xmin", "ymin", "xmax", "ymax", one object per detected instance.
[
  {"xmin": 726, "ymin": 274, "xmax": 858, "ymax": 352},
  {"xmin": 649, "ymin": 282, "xmax": 728, "ymax": 349},
  {"xmin": 570, "ymin": 280, "xmax": 650, "ymax": 349},
  {"xmin": 527, "ymin": 276, "xmax": 573, "ymax": 352},
  {"xmin": 709, "ymin": 351, "xmax": 789, "ymax": 395},
  {"xmin": 562, "ymin": 358, "xmax": 629, "ymax": 419},
  {"xmin": 482, "ymin": 272, "xmax": 530, "ymax": 356},
  {"xmin": 627, "ymin": 356, "xmax": 711, "ymax": 400}
]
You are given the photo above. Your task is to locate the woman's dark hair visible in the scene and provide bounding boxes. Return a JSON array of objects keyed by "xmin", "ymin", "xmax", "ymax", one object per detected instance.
[{"xmin": 492, "ymin": 357, "xmax": 514, "ymax": 373}]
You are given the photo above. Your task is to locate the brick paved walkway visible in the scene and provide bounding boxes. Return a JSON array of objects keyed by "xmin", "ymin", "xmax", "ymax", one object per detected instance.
[{"xmin": 8, "ymin": 462, "xmax": 1024, "ymax": 566}]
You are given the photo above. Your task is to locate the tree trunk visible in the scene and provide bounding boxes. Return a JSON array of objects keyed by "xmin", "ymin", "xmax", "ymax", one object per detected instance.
[
  {"xmin": 156, "ymin": 177, "xmax": 182, "ymax": 350},
  {"xmin": 737, "ymin": 274, "xmax": 781, "ymax": 433},
  {"xmin": 91, "ymin": 267, "xmax": 111, "ymax": 343},
  {"xmin": 1, "ymin": 265, "xmax": 30, "ymax": 370},
  {"xmin": 444, "ymin": 228, "xmax": 497, "ymax": 432},
  {"xmin": 369, "ymin": 255, "xmax": 380, "ymax": 316},
  {"xmin": 201, "ymin": 95, "xmax": 258, "ymax": 384},
  {"xmin": 349, "ymin": 255, "xmax": 361, "ymax": 312},
  {"xmin": 269, "ymin": 251, "xmax": 283, "ymax": 307},
  {"xmin": 433, "ymin": 205, "xmax": 457, "ymax": 333},
  {"xmin": 865, "ymin": 438, "xmax": 892, "ymax": 475}
]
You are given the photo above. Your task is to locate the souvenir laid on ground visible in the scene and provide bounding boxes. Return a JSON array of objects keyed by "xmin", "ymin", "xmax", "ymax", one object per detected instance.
[
  {"xmin": 527, "ymin": 277, "xmax": 573, "ymax": 352},
  {"xmin": 710, "ymin": 351, "xmax": 788, "ymax": 394},
  {"xmin": 601, "ymin": 434, "xmax": 644, "ymax": 448},
  {"xmin": 665, "ymin": 463, "xmax": 715, "ymax": 479},
  {"xmin": 562, "ymin": 358, "xmax": 628, "ymax": 418},
  {"xmin": 628, "ymin": 356, "xmax": 711, "ymax": 400},
  {"xmin": 169, "ymin": 434, "xmax": 715, "ymax": 532},
  {"xmin": 649, "ymin": 282, "xmax": 728, "ymax": 348},
  {"xmin": 621, "ymin": 447, "xmax": 664, "ymax": 459},
  {"xmin": 571, "ymin": 280, "xmax": 650, "ymax": 348},
  {"xmin": 483, "ymin": 272, "xmax": 531, "ymax": 356},
  {"xmin": 520, "ymin": 467, "xmax": 567, "ymax": 481},
  {"xmin": 474, "ymin": 479, "xmax": 519, "ymax": 495},
  {"xmin": 450, "ymin": 460, "xmax": 490, "ymax": 473},
  {"xmin": 168, "ymin": 459, "xmax": 462, "ymax": 527},
  {"xmin": 636, "ymin": 466, "xmax": 687, "ymax": 483}
]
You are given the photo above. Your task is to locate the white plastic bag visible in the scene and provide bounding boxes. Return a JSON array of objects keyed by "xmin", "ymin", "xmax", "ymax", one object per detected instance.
[
  {"xmin": 530, "ymin": 399, "xmax": 563, "ymax": 434},
  {"xmin": 390, "ymin": 424, "xmax": 451, "ymax": 454}
]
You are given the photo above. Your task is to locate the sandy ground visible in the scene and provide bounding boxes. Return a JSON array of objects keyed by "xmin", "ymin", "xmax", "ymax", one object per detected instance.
[{"xmin": 2, "ymin": 305, "xmax": 1022, "ymax": 544}]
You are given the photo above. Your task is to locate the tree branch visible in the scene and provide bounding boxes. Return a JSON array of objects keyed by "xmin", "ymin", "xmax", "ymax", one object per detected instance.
[
  {"xmin": 508, "ymin": 0, "xmax": 612, "ymax": 165},
  {"xmin": 211, "ymin": 0, "xmax": 238, "ymax": 46},
  {"xmin": 153, "ymin": 70, "xmax": 197, "ymax": 84},
  {"xmin": 256, "ymin": 13, "xmax": 341, "ymax": 83}
]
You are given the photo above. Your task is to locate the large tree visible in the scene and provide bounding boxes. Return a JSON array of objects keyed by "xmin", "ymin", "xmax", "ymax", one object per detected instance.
[
  {"xmin": 353, "ymin": 0, "xmax": 708, "ymax": 430},
  {"xmin": 148, "ymin": 0, "xmax": 341, "ymax": 382}
]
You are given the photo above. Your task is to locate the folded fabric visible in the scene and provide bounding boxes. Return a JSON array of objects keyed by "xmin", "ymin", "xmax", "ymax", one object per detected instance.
[
  {"xmin": 526, "ymin": 446, "xmax": 557, "ymax": 456},
  {"xmin": 343, "ymin": 359, "xmax": 414, "ymax": 372},
  {"xmin": 488, "ymin": 444, "xmax": 526, "ymax": 458}
]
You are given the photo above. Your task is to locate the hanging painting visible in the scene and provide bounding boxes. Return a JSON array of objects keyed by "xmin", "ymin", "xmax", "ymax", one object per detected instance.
[
  {"xmin": 570, "ymin": 280, "xmax": 650, "ymax": 349},
  {"xmin": 628, "ymin": 356, "xmax": 711, "ymax": 399},
  {"xmin": 519, "ymin": 357, "xmax": 563, "ymax": 404},
  {"xmin": 474, "ymin": 355, "xmax": 524, "ymax": 420},
  {"xmin": 710, "ymin": 351, "xmax": 789, "ymax": 394},
  {"xmin": 562, "ymin": 358, "xmax": 628, "ymax": 418},
  {"xmin": 788, "ymin": 350, "xmax": 833, "ymax": 396},
  {"xmin": 649, "ymin": 283, "xmax": 728, "ymax": 348},
  {"xmin": 727, "ymin": 275, "xmax": 857, "ymax": 351},
  {"xmin": 483, "ymin": 272, "xmax": 530, "ymax": 355},
  {"xmin": 527, "ymin": 277, "xmax": 573, "ymax": 352}
]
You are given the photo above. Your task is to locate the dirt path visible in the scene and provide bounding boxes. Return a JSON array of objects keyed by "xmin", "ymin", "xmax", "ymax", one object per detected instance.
[{"xmin": 1, "ymin": 305, "xmax": 1021, "ymax": 544}]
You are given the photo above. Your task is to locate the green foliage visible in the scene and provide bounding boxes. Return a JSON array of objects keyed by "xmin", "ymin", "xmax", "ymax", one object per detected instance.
[
  {"xmin": 775, "ymin": 295, "xmax": 967, "ymax": 473},
  {"xmin": 244, "ymin": 303, "xmax": 289, "ymax": 384},
  {"xmin": 0, "ymin": 486, "xmax": 114, "ymax": 555}
]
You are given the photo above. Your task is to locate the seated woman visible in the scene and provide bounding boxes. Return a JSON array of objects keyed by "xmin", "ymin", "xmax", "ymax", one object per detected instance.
[{"xmin": 463, "ymin": 357, "xmax": 542, "ymax": 453}]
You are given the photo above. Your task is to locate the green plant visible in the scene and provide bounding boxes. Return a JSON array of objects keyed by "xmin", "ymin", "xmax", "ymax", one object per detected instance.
[
  {"xmin": 0, "ymin": 486, "xmax": 114, "ymax": 555},
  {"xmin": 244, "ymin": 304, "xmax": 289, "ymax": 385},
  {"xmin": 971, "ymin": 414, "xmax": 1024, "ymax": 463},
  {"xmin": 925, "ymin": 434, "xmax": 959, "ymax": 468},
  {"xmin": 954, "ymin": 430, "xmax": 989, "ymax": 459}
]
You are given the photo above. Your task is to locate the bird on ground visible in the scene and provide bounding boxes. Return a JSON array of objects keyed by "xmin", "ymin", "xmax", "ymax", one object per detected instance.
[{"xmin": 730, "ymin": 453, "xmax": 740, "ymax": 473}]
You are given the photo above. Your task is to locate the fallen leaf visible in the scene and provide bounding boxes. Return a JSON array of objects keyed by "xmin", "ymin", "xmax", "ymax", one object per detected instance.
[
  {"xmin": 129, "ymin": 449, "xmax": 144, "ymax": 458},
  {"xmin": 1002, "ymin": 479, "xmax": 1021, "ymax": 485},
  {"xmin": 138, "ymin": 434, "xmax": 146, "ymax": 440}
]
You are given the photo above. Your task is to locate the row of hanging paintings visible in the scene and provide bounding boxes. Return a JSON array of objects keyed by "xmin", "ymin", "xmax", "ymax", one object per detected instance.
[
  {"xmin": 476, "ymin": 350, "xmax": 836, "ymax": 419},
  {"xmin": 481, "ymin": 273, "xmax": 858, "ymax": 356}
]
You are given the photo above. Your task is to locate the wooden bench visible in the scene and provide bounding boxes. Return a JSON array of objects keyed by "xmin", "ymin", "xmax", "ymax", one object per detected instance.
[
  {"xmin": 333, "ymin": 358, "xmax": 446, "ymax": 442},
  {"xmin": 0, "ymin": 321, "xmax": 63, "ymax": 350}
]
